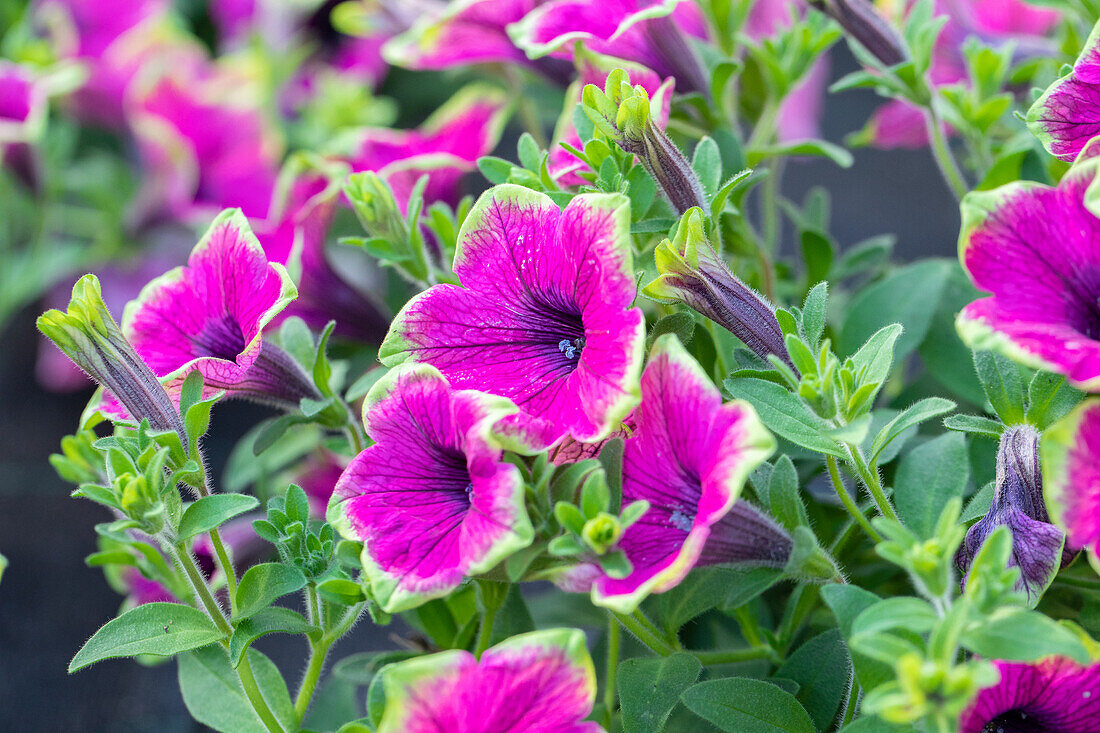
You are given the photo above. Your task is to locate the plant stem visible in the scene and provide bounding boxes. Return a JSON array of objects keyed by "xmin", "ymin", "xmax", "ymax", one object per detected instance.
[
  {"xmin": 474, "ymin": 580, "xmax": 506, "ymax": 657},
  {"xmin": 294, "ymin": 637, "xmax": 330, "ymax": 722},
  {"xmin": 923, "ymin": 107, "xmax": 967, "ymax": 201},
  {"xmin": 208, "ymin": 530, "xmax": 239, "ymax": 615},
  {"xmin": 604, "ymin": 614, "xmax": 620, "ymax": 729},
  {"xmin": 827, "ymin": 456, "xmax": 883, "ymax": 542},
  {"xmin": 846, "ymin": 445, "xmax": 899, "ymax": 523},
  {"xmin": 613, "ymin": 611, "xmax": 675, "ymax": 656},
  {"xmin": 172, "ymin": 542, "xmax": 232, "ymax": 636},
  {"xmin": 692, "ymin": 646, "xmax": 777, "ymax": 665},
  {"xmin": 238, "ymin": 653, "xmax": 289, "ymax": 733}
]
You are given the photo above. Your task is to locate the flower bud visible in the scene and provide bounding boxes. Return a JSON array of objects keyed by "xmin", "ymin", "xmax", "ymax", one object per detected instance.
[
  {"xmin": 643, "ymin": 209, "xmax": 796, "ymax": 371},
  {"xmin": 808, "ymin": 0, "xmax": 907, "ymax": 67},
  {"xmin": 582, "ymin": 70, "xmax": 705, "ymax": 214},
  {"xmin": 37, "ymin": 275, "xmax": 186, "ymax": 441},
  {"xmin": 582, "ymin": 512, "xmax": 623, "ymax": 555}
]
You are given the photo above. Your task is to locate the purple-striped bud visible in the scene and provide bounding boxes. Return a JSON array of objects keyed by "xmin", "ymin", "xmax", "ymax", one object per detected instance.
[
  {"xmin": 643, "ymin": 208, "xmax": 795, "ymax": 370},
  {"xmin": 807, "ymin": 0, "xmax": 907, "ymax": 67}
]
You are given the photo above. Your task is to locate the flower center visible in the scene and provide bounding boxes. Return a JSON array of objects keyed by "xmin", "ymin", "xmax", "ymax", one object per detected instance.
[
  {"xmin": 983, "ymin": 708, "xmax": 1050, "ymax": 733},
  {"xmin": 434, "ymin": 446, "xmax": 473, "ymax": 506},
  {"xmin": 1063, "ymin": 268, "xmax": 1100, "ymax": 340},
  {"xmin": 193, "ymin": 313, "xmax": 246, "ymax": 360},
  {"xmin": 669, "ymin": 509, "xmax": 695, "ymax": 532}
]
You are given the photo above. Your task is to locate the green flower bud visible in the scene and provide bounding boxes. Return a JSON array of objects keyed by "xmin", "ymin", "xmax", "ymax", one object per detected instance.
[{"xmin": 582, "ymin": 512, "xmax": 623, "ymax": 555}]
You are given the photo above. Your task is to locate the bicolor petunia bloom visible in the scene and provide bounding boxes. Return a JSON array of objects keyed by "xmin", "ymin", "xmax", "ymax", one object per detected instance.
[
  {"xmin": 340, "ymin": 84, "xmax": 511, "ymax": 212},
  {"xmin": 380, "ymin": 184, "xmax": 645, "ymax": 445},
  {"xmin": 1028, "ymin": 19, "xmax": 1100, "ymax": 162},
  {"xmin": 256, "ymin": 165, "xmax": 391, "ymax": 343},
  {"xmin": 958, "ymin": 657, "xmax": 1100, "ymax": 733},
  {"xmin": 0, "ymin": 61, "xmax": 47, "ymax": 146},
  {"xmin": 328, "ymin": 364, "xmax": 536, "ymax": 612},
  {"xmin": 1041, "ymin": 398, "xmax": 1100, "ymax": 572},
  {"xmin": 509, "ymin": 0, "xmax": 709, "ymax": 93},
  {"xmin": 376, "ymin": 628, "xmax": 603, "ymax": 733},
  {"xmin": 956, "ymin": 424, "xmax": 1068, "ymax": 605},
  {"xmin": 548, "ymin": 50, "xmax": 674, "ymax": 186},
  {"xmin": 555, "ymin": 335, "xmax": 777, "ymax": 612},
  {"xmin": 956, "ymin": 142, "xmax": 1100, "ymax": 390},
  {"xmin": 109, "ymin": 209, "xmax": 318, "ymax": 413}
]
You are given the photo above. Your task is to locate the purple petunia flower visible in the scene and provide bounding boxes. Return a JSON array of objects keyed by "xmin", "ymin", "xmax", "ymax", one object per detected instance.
[
  {"xmin": 955, "ymin": 425, "xmax": 1068, "ymax": 605},
  {"xmin": 510, "ymin": 0, "xmax": 709, "ymax": 93},
  {"xmin": 554, "ymin": 335, "xmax": 777, "ymax": 612},
  {"xmin": 1029, "ymin": 20, "xmax": 1100, "ymax": 162},
  {"xmin": 0, "ymin": 61, "xmax": 46, "ymax": 144},
  {"xmin": 375, "ymin": 628, "xmax": 603, "ymax": 733},
  {"xmin": 379, "ymin": 184, "xmax": 645, "ymax": 445},
  {"xmin": 327, "ymin": 364, "xmax": 538, "ymax": 612},
  {"xmin": 340, "ymin": 84, "xmax": 512, "ymax": 211},
  {"xmin": 958, "ymin": 657, "xmax": 1100, "ymax": 733},
  {"xmin": 956, "ymin": 142, "xmax": 1100, "ymax": 390},
  {"xmin": 102, "ymin": 209, "xmax": 317, "ymax": 415},
  {"xmin": 1041, "ymin": 398, "xmax": 1100, "ymax": 573}
]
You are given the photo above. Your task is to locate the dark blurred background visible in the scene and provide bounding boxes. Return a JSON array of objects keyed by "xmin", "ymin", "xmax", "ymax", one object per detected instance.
[{"xmin": 0, "ymin": 46, "xmax": 960, "ymax": 731}]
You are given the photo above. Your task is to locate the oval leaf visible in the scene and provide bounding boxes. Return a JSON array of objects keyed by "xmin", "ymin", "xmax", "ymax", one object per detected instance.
[
  {"xmin": 618, "ymin": 653, "xmax": 702, "ymax": 733},
  {"xmin": 178, "ymin": 494, "xmax": 260, "ymax": 541},
  {"xmin": 681, "ymin": 677, "xmax": 816, "ymax": 733},
  {"xmin": 234, "ymin": 563, "xmax": 307, "ymax": 620},
  {"xmin": 229, "ymin": 607, "xmax": 319, "ymax": 666},
  {"xmin": 70, "ymin": 602, "xmax": 222, "ymax": 672}
]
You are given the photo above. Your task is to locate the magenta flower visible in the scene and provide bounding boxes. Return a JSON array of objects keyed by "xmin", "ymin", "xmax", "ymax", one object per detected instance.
[
  {"xmin": 1041, "ymin": 398, "xmax": 1100, "ymax": 572},
  {"xmin": 549, "ymin": 51, "xmax": 674, "ymax": 186},
  {"xmin": 509, "ymin": 0, "xmax": 709, "ymax": 93},
  {"xmin": 558, "ymin": 335, "xmax": 777, "ymax": 612},
  {"xmin": 1028, "ymin": 22, "xmax": 1100, "ymax": 162},
  {"xmin": 105, "ymin": 208, "xmax": 317, "ymax": 415},
  {"xmin": 341, "ymin": 84, "xmax": 511, "ymax": 211},
  {"xmin": 130, "ymin": 62, "xmax": 281, "ymax": 221},
  {"xmin": 327, "ymin": 364, "xmax": 537, "ymax": 612},
  {"xmin": 376, "ymin": 628, "xmax": 602, "ymax": 733},
  {"xmin": 955, "ymin": 425, "xmax": 1068, "ymax": 605},
  {"xmin": 956, "ymin": 145, "xmax": 1100, "ymax": 389},
  {"xmin": 379, "ymin": 184, "xmax": 645, "ymax": 444},
  {"xmin": 385, "ymin": 0, "xmax": 540, "ymax": 71},
  {"xmin": 256, "ymin": 168, "xmax": 391, "ymax": 343},
  {"xmin": 0, "ymin": 61, "xmax": 46, "ymax": 143},
  {"xmin": 959, "ymin": 657, "xmax": 1100, "ymax": 733}
]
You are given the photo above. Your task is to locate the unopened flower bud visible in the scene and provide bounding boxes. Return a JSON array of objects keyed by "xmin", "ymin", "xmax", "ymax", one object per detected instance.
[
  {"xmin": 582, "ymin": 512, "xmax": 623, "ymax": 555},
  {"xmin": 38, "ymin": 275, "xmax": 186, "ymax": 441},
  {"xmin": 808, "ymin": 0, "xmax": 907, "ymax": 67},
  {"xmin": 643, "ymin": 209, "xmax": 796, "ymax": 371}
]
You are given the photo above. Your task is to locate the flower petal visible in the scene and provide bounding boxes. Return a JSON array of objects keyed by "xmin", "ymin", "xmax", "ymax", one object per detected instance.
[
  {"xmin": 1028, "ymin": 21, "xmax": 1100, "ymax": 162},
  {"xmin": 1041, "ymin": 398, "xmax": 1100, "ymax": 573}
]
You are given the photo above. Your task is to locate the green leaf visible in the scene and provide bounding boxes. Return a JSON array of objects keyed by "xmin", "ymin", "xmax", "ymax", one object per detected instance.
[
  {"xmin": 918, "ymin": 264, "xmax": 985, "ymax": 406},
  {"xmin": 820, "ymin": 585, "xmax": 893, "ymax": 691},
  {"xmin": 178, "ymin": 646, "xmax": 295, "ymax": 733},
  {"xmin": 838, "ymin": 260, "xmax": 952, "ymax": 362},
  {"xmin": 618, "ymin": 653, "xmax": 701, "ymax": 733},
  {"xmin": 177, "ymin": 494, "xmax": 260, "ymax": 541},
  {"xmin": 692, "ymin": 136, "xmax": 722, "ymax": 195},
  {"xmin": 767, "ymin": 455, "xmax": 809, "ymax": 530},
  {"xmin": 681, "ymin": 677, "xmax": 816, "ymax": 733},
  {"xmin": 973, "ymin": 350, "xmax": 1026, "ymax": 424},
  {"xmin": 847, "ymin": 324, "xmax": 903, "ymax": 395},
  {"xmin": 961, "ymin": 607, "xmax": 1090, "ymax": 664},
  {"xmin": 649, "ymin": 312, "xmax": 695, "ymax": 350},
  {"xmin": 801, "ymin": 282, "xmax": 828, "ymax": 348},
  {"xmin": 960, "ymin": 481, "xmax": 994, "ymax": 523},
  {"xmin": 720, "ymin": 567, "xmax": 783, "ymax": 610},
  {"xmin": 893, "ymin": 433, "xmax": 970, "ymax": 538},
  {"xmin": 800, "ymin": 232, "xmax": 835, "ymax": 292},
  {"xmin": 851, "ymin": 597, "xmax": 938, "ymax": 637},
  {"xmin": 775, "ymin": 630, "xmax": 851, "ymax": 731},
  {"xmin": 234, "ymin": 563, "xmax": 307, "ymax": 620},
  {"xmin": 1026, "ymin": 371, "xmax": 1083, "ymax": 430},
  {"xmin": 317, "ymin": 578, "xmax": 368, "ymax": 606},
  {"xmin": 723, "ymin": 378, "xmax": 844, "ymax": 457},
  {"xmin": 869, "ymin": 397, "xmax": 956, "ymax": 462},
  {"xmin": 517, "ymin": 132, "xmax": 541, "ymax": 172},
  {"xmin": 488, "ymin": 584, "xmax": 535, "ymax": 646},
  {"xmin": 658, "ymin": 567, "xmax": 750, "ymax": 633},
  {"xmin": 69, "ymin": 602, "xmax": 223, "ymax": 672},
  {"xmin": 229, "ymin": 607, "xmax": 318, "ymax": 666},
  {"xmin": 943, "ymin": 414, "xmax": 1004, "ymax": 439},
  {"xmin": 749, "ymin": 139, "xmax": 854, "ymax": 168}
]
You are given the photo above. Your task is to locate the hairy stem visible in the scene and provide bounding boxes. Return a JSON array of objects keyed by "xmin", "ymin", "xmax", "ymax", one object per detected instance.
[
  {"xmin": 238, "ymin": 653, "xmax": 289, "ymax": 733},
  {"xmin": 827, "ymin": 455, "xmax": 883, "ymax": 542},
  {"xmin": 923, "ymin": 107, "xmax": 967, "ymax": 201},
  {"xmin": 613, "ymin": 611, "xmax": 675, "ymax": 656},
  {"xmin": 604, "ymin": 615, "xmax": 621, "ymax": 729}
]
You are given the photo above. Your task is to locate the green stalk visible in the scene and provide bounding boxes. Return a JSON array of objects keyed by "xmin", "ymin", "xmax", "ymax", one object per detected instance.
[
  {"xmin": 474, "ymin": 580, "xmax": 506, "ymax": 657},
  {"xmin": 692, "ymin": 646, "xmax": 777, "ymax": 666},
  {"xmin": 238, "ymin": 653, "xmax": 289, "ymax": 733},
  {"xmin": 172, "ymin": 543, "xmax": 231, "ymax": 636},
  {"xmin": 613, "ymin": 611, "xmax": 675, "ymax": 656},
  {"xmin": 923, "ymin": 107, "xmax": 968, "ymax": 201},
  {"xmin": 294, "ymin": 639, "xmax": 330, "ymax": 722},
  {"xmin": 827, "ymin": 456, "xmax": 882, "ymax": 542},
  {"xmin": 604, "ymin": 615, "xmax": 621, "ymax": 729},
  {"xmin": 846, "ymin": 445, "xmax": 900, "ymax": 523}
]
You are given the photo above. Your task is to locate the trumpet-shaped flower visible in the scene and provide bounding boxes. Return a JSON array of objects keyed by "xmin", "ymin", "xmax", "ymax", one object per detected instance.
[
  {"xmin": 376, "ymin": 628, "xmax": 602, "ymax": 733},
  {"xmin": 328, "ymin": 364, "xmax": 537, "ymax": 612},
  {"xmin": 510, "ymin": 0, "xmax": 708, "ymax": 92},
  {"xmin": 0, "ymin": 61, "xmax": 47, "ymax": 145},
  {"xmin": 108, "ymin": 209, "xmax": 316, "ymax": 413},
  {"xmin": 1029, "ymin": 20, "xmax": 1100, "ymax": 162},
  {"xmin": 568, "ymin": 335, "xmax": 777, "ymax": 612},
  {"xmin": 1041, "ymin": 398, "xmax": 1100, "ymax": 572},
  {"xmin": 956, "ymin": 144, "xmax": 1100, "ymax": 390},
  {"xmin": 958, "ymin": 657, "xmax": 1100, "ymax": 733},
  {"xmin": 955, "ymin": 425, "xmax": 1067, "ymax": 605},
  {"xmin": 341, "ymin": 84, "xmax": 511, "ymax": 211},
  {"xmin": 380, "ymin": 184, "xmax": 645, "ymax": 444}
]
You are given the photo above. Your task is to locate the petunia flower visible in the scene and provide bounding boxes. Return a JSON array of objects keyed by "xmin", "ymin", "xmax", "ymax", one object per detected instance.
[
  {"xmin": 556, "ymin": 334, "xmax": 778, "ymax": 612},
  {"xmin": 338, "ymin": 84, "xmax": 512, "ymax": 211},
  {"xmin": 129, "ymin": 60, "xmax": 282, "ymax": 222},
  {"xmin": 956, "ymin": 141, "xmax": 1100, "ymax": 390},
  {"xmin": 108, "ymin": 208, "xmax": 318, "ymax": 413},
  {"xmin": 256, "ymin": 163, "xmax": 391, "ymax": 343},
  {"xmin": 864, "ymin": 0, "xmax": 1059, "ymax": 149},
  {"xmin": 379, "ymin": 184, "xmax": 645, "ymax": 445},
  {"xmin": 1028, "ymin": 20, "xmax": 1100, "ymax": 162},
  {"xmin": 548, "ymin": 50, "xmax": 674, "ymax": 186},
  {"xmin": 327, "ymin": 364, "xmax": 537, "ymax": 612},
  {"xmin": 955, "ymin": 424, "xmax": 1068, "ymax": 605},
  {"xmin": 1041, "ymin": 398, "xmax": 1100, "ymax": 572},
  {"xmin": 958, "ymin": 657, "xmax": 1100, "ymax": 733},
  {"xmin": 509, "ymin": 0, "xmax": 708, "ymax": 93},
  {"xmin": 375, "ymin": 628, "xmax": 602, "ymax": 733},
  {"xmin": 0, "ymin": 61, "xmax": 49, "ymax": 189}
]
